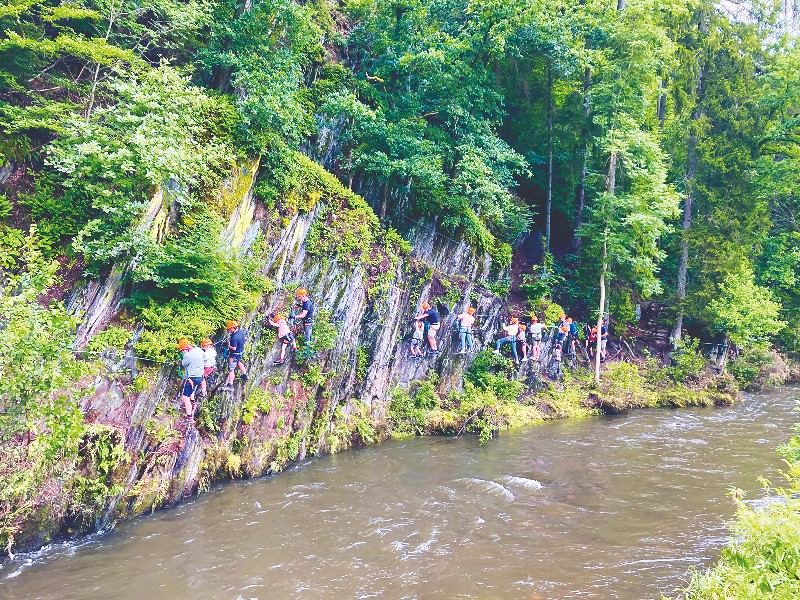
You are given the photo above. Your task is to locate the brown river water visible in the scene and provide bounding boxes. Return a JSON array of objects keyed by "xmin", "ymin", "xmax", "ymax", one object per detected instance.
[{"xmin": 2, "ymin": 386, "xmax": 798, "ymax": 599}]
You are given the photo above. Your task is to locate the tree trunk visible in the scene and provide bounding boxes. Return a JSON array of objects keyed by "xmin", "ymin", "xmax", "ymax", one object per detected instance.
[
  {"xmin": 672, "ymin": 61, "xmax": 705, "ymax": 344},
  {"xmin": 573, "ymin": 65, "xmax": 591, "ymax": 252},
  {"xmin": 595, "ymin": 152, "xmax": 616, "ymax": 386},
  {"xmin": 545, "ymin": 63, "xmax": 554, "ymax": 254}
]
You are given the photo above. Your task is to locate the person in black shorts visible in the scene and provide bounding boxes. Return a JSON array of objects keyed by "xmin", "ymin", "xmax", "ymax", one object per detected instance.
[{"xmin": 221, "ymin": 320, "xmax": 248, "ymax": 391}]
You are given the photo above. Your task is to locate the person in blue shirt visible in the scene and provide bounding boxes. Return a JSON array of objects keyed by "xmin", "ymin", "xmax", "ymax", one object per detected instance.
[
  {"xmin": 221, "ymin": 320, "xmax": 248, "ymax": 391},
  {"xmin": 414, "ymin": 301, "xmax": 441, "ymax": 352},
  {"xmin": 295, "ymin": 288, "xmax": 315, "ymax": 343}
]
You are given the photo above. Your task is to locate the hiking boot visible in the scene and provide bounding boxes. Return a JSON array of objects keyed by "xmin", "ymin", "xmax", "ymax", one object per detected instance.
[
  {"xmin": 240, "ymin": 373, "xmax": 249, "ymax": 382},
  {"xmin": 273, "ymin": 359, "xmax": 286, "ymax": 365},
  {"xmin": 219, "ymin": 384, "xmax": 232, "ymax": 392}
]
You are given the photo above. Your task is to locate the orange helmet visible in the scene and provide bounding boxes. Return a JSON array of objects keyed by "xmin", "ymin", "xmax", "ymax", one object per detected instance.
[
  {"xmin": 519, "ymin": 324, "xmax": 526, "ymax": 330},
  {"xmin": 531, "ymin": 315, "xmax": 538, "ymax": 322},
  {"xmin": 226, "ymin": 320, "xmax": 238, "ymax": 330},
  {"xmin": 200, "ymin": 338, "xmax": 212, "ymax": 348},
  {"xmin": 510, "ymin": 317, "xmax": 519, "ymax": 324},
  {"xmin": 560, "ymin": 313, "xmax": 566, "ymax": 319},
  {"xmin": 422, "ymin": 301, "xmax": 431, "ymax": 310},
  {"xmin": 296, "ymin": 287, "xmax": 307, "ymax": 297},
  {"xmin": 467, "ymin": 307, "xmax": 476, "ymax": 315},
  {"xmin": 560, "ymin": 325, "xmax": 569, "ymax": 332},
  {"xmin": 275, "ymin": 313, "xmax": 285, "ymax": 321},
  {"xmin": 566, "ymin": 317, "xmax": 572, "ymax": 323},
  {"xmin": 177, "ymin": 338, "xmax": 191, "ymax": 351}
]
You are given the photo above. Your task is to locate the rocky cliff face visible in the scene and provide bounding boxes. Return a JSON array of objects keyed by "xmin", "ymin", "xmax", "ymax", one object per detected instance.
[{"xmin": 11, "ymin": 153, "xmax": 510, "ymax": 554}]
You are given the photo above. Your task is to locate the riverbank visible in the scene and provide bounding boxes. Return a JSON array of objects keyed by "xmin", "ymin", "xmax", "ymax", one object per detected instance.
[
  {"xmin": 1, "ymin": 339, "xmax": 793, "ymax": 560},
  {"xmin": 387, "ymin": 350, "xmax": 744, "ymax": 444},
  {"xmin": 678, "ymin": 392, "xmax": 800, "ymax": 599},
  {"xmin": 4, "ymin": 385, "xmax": 796, "ymax": 599}
]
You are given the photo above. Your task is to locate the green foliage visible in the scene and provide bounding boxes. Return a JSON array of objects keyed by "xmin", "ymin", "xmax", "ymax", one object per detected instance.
[
  {"xmin": 85, "ymin": 326, "xmax": 132, "ymax": 355},
  {"xmin": 22, "ymin": 67, "xmax": 234, "ymax": 266},
  {"xmin": 355, "ymin": 345, "xmax": 369, "ymax": 384},
  {"xmin": 481, "ymin": 278, "xmax": 511, "ymax": 298},
  {"xmin": 132, "ymin": 299, "xmax": 220, "ymax": 362},
  {"xmin": 708, "ymin": 265, "xmax": 786, "ymax": 349},
  {"xmin": 241, "ymin": 388, "xmax": 274, "ymax": 425},
  {"xmin": 0, "ymin": 231, "xmax": 92, "ymax": 550},
  {"xmin": 301, "ymin": 362, "xmax": 332, "ymax": 388},
  {"xmin": 728, "ymin": 346, "xmax": 779, "ymax": 389},
  {"xmin": 465, "ymin": 351, "xmax": 524, "ymax": 403},
  {"xmin": 295, "ymin": 309, "xmax": 337, "ymax": 365},
  {"xmin": 520, "ymin": 254, "xmax": 564, "ymax": 308},
  {"xmin": 199, "ymin": 0, "xmax": 322, "ymax": 152},
  {"xmin": 664, "ymin": 337, "xmax": 706, "ymax": 384}
]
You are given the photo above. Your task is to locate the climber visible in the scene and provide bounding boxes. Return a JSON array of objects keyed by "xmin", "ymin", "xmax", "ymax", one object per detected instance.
[
  {"xmin": 517, "ymin": 323, "xmax": 529, "ymax": 362},
  {"xmin": 410, "ymin": 320, "xmax": 425, "ymax": 358},
  {"xmin": 583, "ymin": 322, "xmax": 592, "ymax": 354},
  {"xmin": 295, "ymin": 288, "xmax": 315, "ymax": 343},
  {"xmin": 554, "ymin": 323, "xmax": 570, "ymax": 362},
  {"xmin": 268, "ymin": 312, "xmax": 297, "ymax": 365},
  {"xmin": 221, "ymin": 320, "xmax": 248, "ymax": 391},
  {"xmin": 567, "ymin": 318, "xmax": 579, "ymax": 356},
  {"xmin": 588, "ymin": 325, "xmax": 598, "ymax": 358},
  {"xmin": 415, "ymin": 301, "xmax": 441, "ymax": 352},
  {"xmin": 454, "ymin": 306, "xmax": 476, "ymax": 354},
  {"xmin": 199, "ymin": 338, "xmax": 216, "ymax": 398},
  {"xmin": 529, "ymin": 315, "xmax": 544, "ymax": 362},
  {"xmin": 178, "ymin": 338, "xmax": 204, "ymax": 423},
  {"xmin": 600, "ymin": 318, "xmax": 609, "ymax": 362},
  {"xmin": 494, "ymin": 317, "xmax": 520, "ymax": 363}
]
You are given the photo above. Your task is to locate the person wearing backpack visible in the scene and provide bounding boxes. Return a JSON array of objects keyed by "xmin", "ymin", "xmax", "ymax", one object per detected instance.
[{"xmin": 529, "ymin": 315, "xmax": 544, "ymax": 362}]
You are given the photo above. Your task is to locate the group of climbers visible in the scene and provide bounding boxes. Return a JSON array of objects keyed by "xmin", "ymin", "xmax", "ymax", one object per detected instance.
[
  {"xmin": 174, "ymin": 288, "xmax": 315, "ymax": 424},
  {"xmin": 404, "ymin": 300, "xmax": 609, "ymax": 366},
  {"xmin": 176, "ymin": 320, "xmax": 246, "ymax": 424}
]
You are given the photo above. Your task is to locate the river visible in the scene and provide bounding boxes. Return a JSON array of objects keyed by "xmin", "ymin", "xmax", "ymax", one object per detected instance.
[{"xmin": 2, "ymin": 387, "xmax": 797, "ymax": 599}]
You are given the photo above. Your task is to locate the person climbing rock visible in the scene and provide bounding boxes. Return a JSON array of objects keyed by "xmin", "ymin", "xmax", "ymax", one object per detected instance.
[
  {"xmin": 588, "ymin": 325, "xmax": 598, "ymax": 358},
  {"xmin": 583, "ymin": 322, "xmax": 592, "ymax": 354},
  {"xmin": 415, "ymin": 302, "xmax": 441, "ymax": 352},
  {"xmin": 567, "ymin": 318, "xmax": 579, "ymax": 356},
  {"xmin": 517, "ymin": 323, "xmax": 529, "ymax": 362},
  {"xmin": 221, "ymin": 320, "xmax": 247, "ymax": 391},
  {"xmin": 494, "ymin": 317, "xmax": 520, "ymax": 363},
  {"xmin": 268, "ymin": 312, "xmax": 297, "ymax": 365},
  {"xmin": 455, "ymin": 306, "xmax": 476, "ymax": 354},
  {"xmin": 295, "ymin": 288, "xmax": 315, "ymax": 343},
  {"xmin": 529, "ymin": 315, "xmax": 544, "ymax": 362},
  {"xmin": 199, "ymin": 338, "xmax": 216, "ymax": 398},
  {"xmin": 600, "ymin": 319, "xmax": 608, "ymax": 362},
  {"xmin": 178, "ymin": 338, "xmax": 204, "ymax": 424},
  {"xmin": 410, "ymin": 320, "xmax": 425, "ymax": 358},
  {"xmin": 554, "ymin": 323, "xmax": 570, "ymax": 362}
]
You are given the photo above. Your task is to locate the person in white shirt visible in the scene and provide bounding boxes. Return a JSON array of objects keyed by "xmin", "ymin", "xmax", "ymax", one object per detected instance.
[
  {"xmin": 494, "ymin": 317, "xmax": 520, "ymax": 362},
  {"xmin": 200, "ymin": 338, "xmax": 217, "ymax": 397},
  {"xmin": 455, "ymin": 306, "xmax": 476, "ymax": 353}
]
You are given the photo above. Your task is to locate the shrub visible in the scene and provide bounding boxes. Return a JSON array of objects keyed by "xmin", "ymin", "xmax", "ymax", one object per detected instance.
[{"xmin": 665, "ymin": 337, "xmax": 706, "ymax": 383}]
